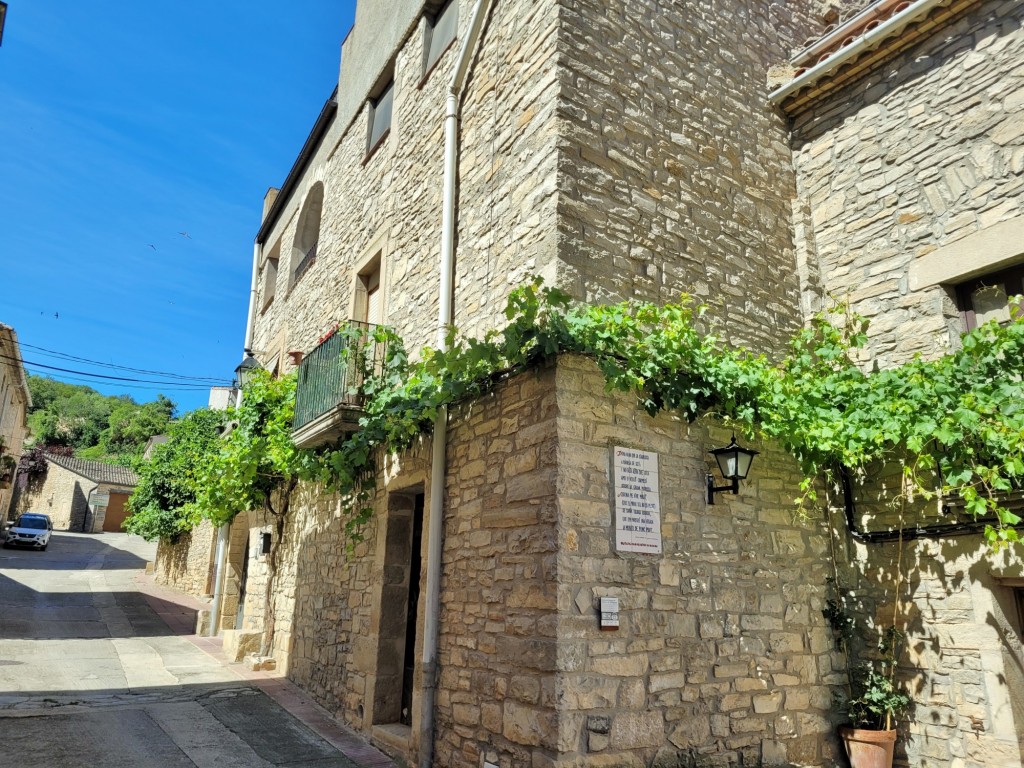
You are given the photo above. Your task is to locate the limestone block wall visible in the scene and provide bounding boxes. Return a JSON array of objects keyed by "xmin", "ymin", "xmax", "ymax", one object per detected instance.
[
  {"xmin": 835, "ymin": 467, "xmax": 1024, "ymax": 767},
  {"xmin": 791, "ymin": 0, "xmax": 1024, "ymax": 368},
  {"xmin": 554, "ymin": 0, "xmax": 822, "ymax": 355},
  {"xmin": 252, "ymin": 0, "xmax": 562, "ymax": 372},
  {"xmin": 13, "ymin": 463, "xmax": 94, "ymax": 531},
  {"xmin": 838, "ymin": 532, "xmax": 1024, "ymax": 768},
  {"xmin": 551, "ymin": 355, "xmax": 842, "ymax": 768},
  {"xmin": 153, "ymin": 519, "xmax": 217, "ymax": 598},
  {"xmin": 434, "ymin": 365, "xmax": 561, "ymax": 768}
]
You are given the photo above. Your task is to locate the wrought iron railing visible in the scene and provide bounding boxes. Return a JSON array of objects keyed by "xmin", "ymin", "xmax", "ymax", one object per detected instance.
[{"xmin": 293, "ymin": 321, "xmax": 386, "ymax": 431}]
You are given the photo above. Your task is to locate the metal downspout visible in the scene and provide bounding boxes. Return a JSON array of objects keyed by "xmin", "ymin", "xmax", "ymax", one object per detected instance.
[
  {"xmin": 420, "ymin": 1, "xmax": 494, "ymax": 765},
  {"xmin": 209, "ymin": 240, "xmax": 262, "ymax": 637}
]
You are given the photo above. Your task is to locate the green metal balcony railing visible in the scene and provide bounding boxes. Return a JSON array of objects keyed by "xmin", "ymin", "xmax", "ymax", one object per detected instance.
[{"xmin": 293, "ymin": 321, "xmax": 387, "ymax": 431}]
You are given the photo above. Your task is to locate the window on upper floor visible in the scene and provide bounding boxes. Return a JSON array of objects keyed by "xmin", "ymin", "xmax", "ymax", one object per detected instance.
[
  {"xmin": 956, "ymin": 262, "xmax": 1024, "ymax": 332},
  {"xmin": 354, "ymin": 254, "xmax": 383, "ymax": 327},
  {"xmin": 291, "ymin": 183, "xmax": 324, "ymax": 288},
  {"xmin": 424, "ymin": 0, "xmax": 458, "ymax": 77},
  {"xmin": 261, "ymin": 243, "xmax": 281, "ymax": 312},
  {"xmin": 367, "ymin": 80, "xmax": 394, "ymax": 157}
]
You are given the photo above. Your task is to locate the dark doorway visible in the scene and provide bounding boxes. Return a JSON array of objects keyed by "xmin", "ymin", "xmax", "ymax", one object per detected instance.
[{"xmin": 373, "ymin": 491, "xmax": 424, "ymax": 727}]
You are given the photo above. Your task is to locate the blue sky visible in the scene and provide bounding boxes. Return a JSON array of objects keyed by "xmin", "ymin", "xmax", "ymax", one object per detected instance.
[{"xmin": 0, "ymin": 1, "xmax": 356, "ymax": 413}]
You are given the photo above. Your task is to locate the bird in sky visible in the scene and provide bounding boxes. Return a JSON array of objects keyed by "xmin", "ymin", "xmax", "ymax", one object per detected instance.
[{"xmin": 148, "ymin": 244, "xmax": 157, "ymax": 250}]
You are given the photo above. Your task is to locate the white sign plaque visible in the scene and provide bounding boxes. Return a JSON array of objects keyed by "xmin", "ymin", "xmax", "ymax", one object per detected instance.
[{"xmin": 612, "ymin": 446, "xmax": 662, "ymax": 554}]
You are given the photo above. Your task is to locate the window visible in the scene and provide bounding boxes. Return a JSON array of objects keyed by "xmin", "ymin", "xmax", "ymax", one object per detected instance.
[
  {"xmin": 956, "ymin": 263, "xmax": 1024, "ymax": 332},
  {"xmin": 261, "ymin": 244, "xmax": 280, "ymax": 312},
  {"xmin": 424, "ymin": 0, "xmax": 458, "ymax": 75},
  {"xmin": 354, "ymin": 255, "xmax": 383, "ymax": 326},
  {"xmin": 292, "ymin": 183, "xmax": 324, "ymax": 287},
  {"xmin": 367, "ymin": 80, "xmax": 393, "ymax": 155}
]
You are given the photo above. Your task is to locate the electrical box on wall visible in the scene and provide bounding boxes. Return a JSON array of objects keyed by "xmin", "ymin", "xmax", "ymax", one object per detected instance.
[{"xmin": 599, "ymin": 596, "xmax": 619, "ymax": 630}]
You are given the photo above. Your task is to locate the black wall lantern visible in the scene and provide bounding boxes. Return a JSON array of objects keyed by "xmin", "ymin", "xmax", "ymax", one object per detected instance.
[
  {"xmin": 706, "ymin": 435, "xmax": 759, "ymax": 504},
  {"xmin": 234, "ymin": 350, "xmax": 262, "ymax": 389}
]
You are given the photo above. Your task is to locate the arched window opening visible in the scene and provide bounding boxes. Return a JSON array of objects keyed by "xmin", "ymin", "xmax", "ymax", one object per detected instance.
[{"xmin": 292, "ymin": 183, "xmax": 324, "ymax": 286}]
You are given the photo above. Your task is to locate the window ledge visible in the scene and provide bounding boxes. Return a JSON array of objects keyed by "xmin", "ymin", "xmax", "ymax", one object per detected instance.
[
  {"xmin": 363, "ymin": 129, "xmax": 391, "ymax": 166},
  {"xmin": 417, "ymin": 37, "xmax": 458, "ymax": 91},
  {"xmin": 910, "ymin": 216, "xmax": 1024, "ymax": 290}
]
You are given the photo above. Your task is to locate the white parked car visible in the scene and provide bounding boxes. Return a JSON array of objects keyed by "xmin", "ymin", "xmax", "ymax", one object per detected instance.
[{"xmin": 4, "ymin": 513, "xmax": 53, "ymax": 550}]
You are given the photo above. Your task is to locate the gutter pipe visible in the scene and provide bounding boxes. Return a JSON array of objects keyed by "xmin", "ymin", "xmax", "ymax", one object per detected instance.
[
  {"xmin": 209, "ymin": 240, "xmax": 262, "ymax": 637},
  {"xmin": 839, "ymin": 467, "xmax": 1012, "ymax": 543},
  {"xmin": 420, "ymin": 0, "xmax": 494, "ymax": 765},
  {"xmin": 768, "ymin": 0, "xmax": 945, "ymax": 105}
]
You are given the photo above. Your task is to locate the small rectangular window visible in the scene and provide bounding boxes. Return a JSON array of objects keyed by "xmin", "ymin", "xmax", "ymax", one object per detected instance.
[
  {"xmin": 956, "ymin": 263, "xmax": 1024, "ymax": 332},
  {"xmin": 367, "ymin": 81, "xmax": 393, "ymax": 154},
  {"xmin": 261, "ymin": 256, "xmax": 279, "ymax": 311},
  {"xmin": 424, "ymin": 1, "xmax": 458, "ymax": 75}
]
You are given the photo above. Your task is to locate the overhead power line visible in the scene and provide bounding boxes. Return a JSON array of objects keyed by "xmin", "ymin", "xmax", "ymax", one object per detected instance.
[
  {"xmin": 20, "ymin": 368, "xmax": 218, "ymax": 392},
  {"xmin": 0, "ymin": 351, "xmax": 232, "ymax": 389},
  {"xmin": 15, "ymin": 341, "xmax": 233, "ymax": 384}
]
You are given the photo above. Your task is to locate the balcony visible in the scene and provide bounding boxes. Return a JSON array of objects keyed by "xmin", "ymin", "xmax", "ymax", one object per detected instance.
[{"xmin": 292, "ymin": 321, "xmax": 386, "ymax": 448}]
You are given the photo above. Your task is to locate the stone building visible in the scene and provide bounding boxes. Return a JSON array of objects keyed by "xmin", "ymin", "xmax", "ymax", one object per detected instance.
[
  {"xmin": 13, "ymin": 453, "xmax": 138, "ymax": 533},
  {"xmin": 0, "ymin": 323, "xmax": 31, "ymax": 520},
  {"xmin": 155, "ymin": 0, "xmax": 1024, "ymax": 766},
  {"xmin": 774, "ymin": 0, "xmax": 1024, "ymax": 764}
]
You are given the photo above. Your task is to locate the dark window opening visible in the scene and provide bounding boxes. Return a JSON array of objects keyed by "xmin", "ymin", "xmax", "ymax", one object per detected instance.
[{"xmin": 956, "ymin": 263, "xmax": 1024, "ymax": 332}]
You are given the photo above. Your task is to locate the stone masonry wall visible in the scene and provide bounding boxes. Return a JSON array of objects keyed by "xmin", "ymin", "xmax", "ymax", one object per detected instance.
[
  {"xmin": 554, "ymin": 0, "xmax": 823, "ymax": 356},
  {"xmin": 831, "ymin": 467, "xmax": 1024, "ymax": 767},
  {"xmin": 552, "ymin": 355, "xmax": 843, "ymax": 768},
  {"xmin": 791, "ymin": 0, "xmax": 1024, "ymax": 368},
  {"xmin": 252, "ymin": 0, "xmax": 562, "ymax": 372},
  {"xmin": 14, "ymin": 463, "xmax": 95, "ymax": 531},
  {"xmin": 153, "ymin": 519, "xmax": 216, "ymax": 598},
  {"xmin": 434, "ymin": 364, "xmax": 561, "ymax": 768}
]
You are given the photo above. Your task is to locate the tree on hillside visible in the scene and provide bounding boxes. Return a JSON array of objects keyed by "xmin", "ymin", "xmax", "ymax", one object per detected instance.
[{"xmin": 26, "ymin": 375, "xmax": 177, "ymax": 460}]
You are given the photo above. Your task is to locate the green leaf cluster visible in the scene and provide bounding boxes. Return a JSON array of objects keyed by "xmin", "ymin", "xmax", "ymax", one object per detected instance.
[
  {"xmin": 124, "ymin": 408, "xmax": 225, "ymax": 541},
  {"xmin": 174, "ymin": 279, "xmax": 1024, "ymax": 551},
  {"xmin": 26, "ymin": 376, "xmax": 176, "ymax": 462}
]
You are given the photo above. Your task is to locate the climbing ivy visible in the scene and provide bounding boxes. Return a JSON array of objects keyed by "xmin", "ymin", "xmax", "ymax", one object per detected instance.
[{"xmin": 185, "ymin": 278, "xmax": 1023, "ymax": 550}]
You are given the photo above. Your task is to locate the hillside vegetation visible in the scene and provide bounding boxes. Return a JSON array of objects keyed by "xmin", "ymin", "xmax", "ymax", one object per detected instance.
[{"xmin": 26, "ymin": 376, "xmax": 176, "ymax": 462}]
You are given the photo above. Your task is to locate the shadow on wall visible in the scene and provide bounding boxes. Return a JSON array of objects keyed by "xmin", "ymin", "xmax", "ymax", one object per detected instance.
[
  {"xmin": 70, "ymin": 481, "xmax": 90, "ymax": 532},
  {"xmin": 833, "ymin": 471, "xmax": 1024, "ymax": 766}
]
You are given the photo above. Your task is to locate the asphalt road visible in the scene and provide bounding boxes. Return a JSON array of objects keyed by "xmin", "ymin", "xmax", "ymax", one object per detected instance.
[{"xmin": 0, "ymin": 531, "xmax": 358, "ymax": 768}]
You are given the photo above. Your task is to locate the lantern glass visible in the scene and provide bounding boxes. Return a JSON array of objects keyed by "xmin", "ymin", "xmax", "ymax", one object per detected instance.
[
  {"xmin": 710, "ymin": 437, "xmax": 758, "ymax": 480},
  {"xmin": 234, "ymin": 354, "xmax": 262, "ymax": 388}
]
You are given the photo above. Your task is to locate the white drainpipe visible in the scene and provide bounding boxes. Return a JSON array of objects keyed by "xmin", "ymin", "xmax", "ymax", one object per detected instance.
[
  {"xmin": 209, "ymin": 240, "xmax": 262, "ymax": 637},
  {"xmin": 420, "ymin": 0, "xmax": 494, "ymax": 765}
]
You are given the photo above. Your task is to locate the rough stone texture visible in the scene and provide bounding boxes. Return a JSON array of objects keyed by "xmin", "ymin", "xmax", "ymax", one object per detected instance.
[
  {"xmin": 154, "ymin": 519, "xmax": 216, "ymax": 598},
  {"xmin": 252, "ymin": 0, "xmax": 562, "ymax": 373},
  {"xmin": 553, "ymin": 355, "xmax": 841, "ymax": 768},
  {"xmin": 0, "ymin": 327, "xmax": 30, "ymax": 521},
  {"xmin": 791, "ymin": 0, "xmax": 1024, "ymax": 368},
  {"xmin": 788, "ymin": 3, "xmax": 1024, "ymax": 766},
  {"xmin": 11, "ymin": 462, "xmax": 132, "ymax": 533},
  {"xmin": 554, "ymin": 0, "xmax": 821, "ymax": 355}
]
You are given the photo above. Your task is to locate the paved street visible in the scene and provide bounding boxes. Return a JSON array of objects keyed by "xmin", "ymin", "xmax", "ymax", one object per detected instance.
[{"xmin": 0, "ymin": 532, "xmax": 375, "ymax": 768}]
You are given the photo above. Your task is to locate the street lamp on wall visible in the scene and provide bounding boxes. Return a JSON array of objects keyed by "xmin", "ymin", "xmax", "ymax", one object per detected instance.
[
  {"xmin": 706, "ymin": 435, "xmax": 759, "ymax": 504},
  {"xmin": 234, "ymin": 350, "xmax": 262, "ymax": 389}
]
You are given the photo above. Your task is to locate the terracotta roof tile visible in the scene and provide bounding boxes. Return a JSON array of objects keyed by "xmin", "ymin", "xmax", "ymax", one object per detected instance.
[{"xmin": 44, "ymin": 452, "xmax": 139, "ymax": 486}]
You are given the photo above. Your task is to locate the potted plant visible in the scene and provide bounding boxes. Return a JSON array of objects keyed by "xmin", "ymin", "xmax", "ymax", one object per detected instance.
[{"xmin": 837, "ymin": 626, "xmax": 911, "ymax": 768}]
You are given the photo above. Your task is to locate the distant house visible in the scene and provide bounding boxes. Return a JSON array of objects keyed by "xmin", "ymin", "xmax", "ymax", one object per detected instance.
[
  {"xmin": 0, "ymin": 323, "xmax": 31, "ymax": 520},
  {"xmin": 14, "ymin": 453, "xmax": 138, "ymax": 533}
]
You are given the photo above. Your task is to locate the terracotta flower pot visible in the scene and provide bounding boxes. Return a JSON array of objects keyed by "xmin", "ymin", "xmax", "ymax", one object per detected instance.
[{"xmin": 839, "ymin": 725, "xmax": 896, "ymax": 768}]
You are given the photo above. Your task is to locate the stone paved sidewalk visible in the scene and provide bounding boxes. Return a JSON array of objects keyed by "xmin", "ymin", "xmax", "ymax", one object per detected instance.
[{"xmin": 134, "ymin": 572, "xmax": 397, "ymax": 768}]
